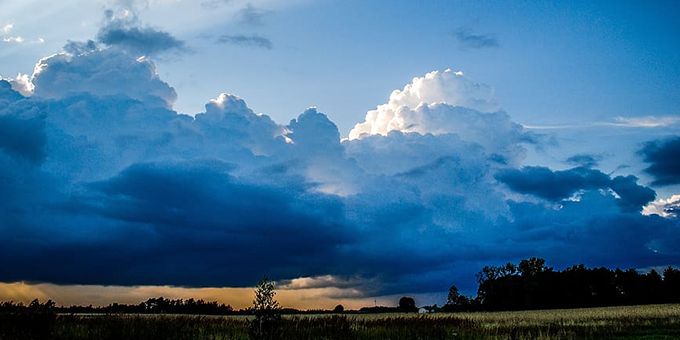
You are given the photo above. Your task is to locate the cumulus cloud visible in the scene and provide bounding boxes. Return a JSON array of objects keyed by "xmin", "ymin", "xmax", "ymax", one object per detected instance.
[
  {"xmin": 640, "ymin": 137, "xmax": 680, "ymax": 186},
  {"xmin": 0, "ymin": 44, "xmax": 678, "ymax": 300},
  {"xmin": 95, "ymin": 7, "xmax": 185, "ymax": 56},
  {"xmin": 644, "ymin": 194, "xmax": 680, "ymax": 218},
  {"xmin": 97, "ymin": 25, "xmax": 184, "ymax": 55},
  {"xmin": 1, "ymin": 74, "xmax": 34, "ymax": 97},
  {"xmin": 31, "ymin": 48, "xmax": 177, "ymax": 108},
  {"xmin": 348, "ymin": 69, "xmax": 501, "ymax": 140},
  {"xmin": 217, "ymin": 34, "xmax": 273, "ymax": 49}
]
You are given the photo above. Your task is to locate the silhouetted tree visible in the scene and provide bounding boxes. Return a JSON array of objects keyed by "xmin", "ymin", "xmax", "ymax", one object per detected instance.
[
  {"xmin": 398, "ymin": 296, "xmax": 417, "ymax": 312},
  {"xmin": 447, "ymin": 285, "xmax": 460, "ymax": 305},
  {"xmin": 333, "ymin": 304, "xmax": 344, "ymax": 313},
  {"xmin": 250, "ymin": 278, "xmax": 282, "ymax": 339},
  {"xmin": 253, "ymin": 278, "xmax": 279, "ymax": 314},
  {"xmin": 469, "ymin": 258, "xmax": 680, "ymax": 311},
  {"xmin": 518, "ymin": 257, "xmax": 551, "ymax": 277}
]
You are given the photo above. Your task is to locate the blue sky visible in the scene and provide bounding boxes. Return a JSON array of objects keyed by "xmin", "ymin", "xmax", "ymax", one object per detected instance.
[
  {"xmin": 3, "ymin": 1, "xmax": 679, "ymax": 131},
  {"xmin": 0, "ymin": 0, "xmax": 679, "ymax": 308}
]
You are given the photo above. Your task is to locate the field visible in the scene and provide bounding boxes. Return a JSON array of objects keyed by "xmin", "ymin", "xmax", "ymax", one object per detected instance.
[{"xmin": 2, "ymin": 304, "xmax": 680, "ymax": 339}]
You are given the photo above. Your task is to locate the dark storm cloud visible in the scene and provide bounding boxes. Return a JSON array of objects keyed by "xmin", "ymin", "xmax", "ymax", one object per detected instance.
[
  {"xmin": 495, "ymin": 166, "xmax": 610, "ymax": 201},
  {"xmin": 507, "ymin": 195, "xmax": 680, "ymax": 270},
  {"xmin": 0, "ymin": 82, "xmax": 46, "ymax": 163},
  {"xmin": 495, "ymin": 166, "xmax": 654, "ymax": 211},
  {"xmin": 640, "ymin": 136, "xmax": 680, "ymax": 186},
  {"xmin": 0, "ymin": 114, "xmax": 46, "ymax": 163},
  {"xmin": 609, "ymin": 175, "xmax": 656, "ymax": 212},
  {"xmin": 217, "ymin": 34, "xmax": 272, "ymax": 49},
  {"xmin": 1, "ymin": 161, "xmax": 353, "ymax": 286}
]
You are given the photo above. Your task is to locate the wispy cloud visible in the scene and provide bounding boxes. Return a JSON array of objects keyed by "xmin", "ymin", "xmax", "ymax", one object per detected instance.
[
  {"xmin": 237, "ymin": 4, "xmax": 267, "ymax": 26},
  {"xmin": 2, "ymin": 36, "xmax": 24, "ymax": 43},
  {"xmin": 1, "ymin": 23, "xmax": 44, "ymax": 44},
  {"xmin": 217, "ymin": 34, "xmax": 272, "ymax": 49},
  {"xmin": 566, "ymin": 153, "xmax": 603, "ymax": 168},
  {"xmin": 606, "ymin": 116, "xmax": 680, "ymax": 128},
  {"xmin": 200, "ymin": 0, "xmax": 232, "ymax": 10},
  {"xmin": 523, "ymin": 115, "xmax": 680, "ymax": 130},
  {"xmin": 454, "ymin": 28, "xmax": 499, "ymax": 49}
]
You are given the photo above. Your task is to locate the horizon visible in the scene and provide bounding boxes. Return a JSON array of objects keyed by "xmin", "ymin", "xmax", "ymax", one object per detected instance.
[{"xmin": 1, "ymin": 0, "xmax": 679, "ymax": 310}]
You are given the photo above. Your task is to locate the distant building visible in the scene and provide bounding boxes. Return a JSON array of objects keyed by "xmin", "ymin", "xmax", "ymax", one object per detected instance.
[{"xmin": 418, "ymin": 305, "xmax": 437, "ymax": 313}]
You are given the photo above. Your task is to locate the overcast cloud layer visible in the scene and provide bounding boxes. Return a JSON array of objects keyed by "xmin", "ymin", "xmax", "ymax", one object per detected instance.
[{"xmin": 1, "ymin": 35, "xmax": 679, "ymax": 297}]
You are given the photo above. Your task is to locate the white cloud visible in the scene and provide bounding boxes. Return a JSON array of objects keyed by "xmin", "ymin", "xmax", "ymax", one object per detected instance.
[
  {"xmin": 2, "ymin": 73, "xmax": 34, "ymax": 96},
  {"xmin": 523, "ymin": 115, "xmax": 680, "ymax": 130},
  {"xmin": 643, "ymin": 194, "xmax": 680, "ymax": 218},
  {"xmin": 0, "ymin": 23, "xmax": 43, "ymax": 44},
  {"xmin": 32, "ymin": 47, "xmax": 177, "ymax": 108},
  {"xmin": 348, "ymin": 69, "xmax": 500, "ymax": 140},
  {"xmin": 609, "ymin": 116, "xmax": 680, "ymax": 128},
  {"xmin": 2, "ymin": 36, "xmax": 24, "ymax": 43}
]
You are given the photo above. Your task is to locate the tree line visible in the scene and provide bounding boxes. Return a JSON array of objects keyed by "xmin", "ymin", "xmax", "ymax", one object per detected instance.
[
  {"xmin": 442, "ymin": 258, "xmax": 680, "ymax": 311},
  {"xmin": 2, "ymin": 297, "xmax": 236, "ymax": 315}
]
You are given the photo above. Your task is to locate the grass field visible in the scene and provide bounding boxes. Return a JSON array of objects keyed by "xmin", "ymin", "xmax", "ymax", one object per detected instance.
[{"xmin": 2, "ymin": 304, "xmax": 680, "ymax": 339}]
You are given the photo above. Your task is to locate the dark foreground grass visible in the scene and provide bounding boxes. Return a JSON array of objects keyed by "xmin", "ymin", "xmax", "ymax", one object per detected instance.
[{"xmin": 1, "ymin": 304, "xmax": 680, "ymax": 339}]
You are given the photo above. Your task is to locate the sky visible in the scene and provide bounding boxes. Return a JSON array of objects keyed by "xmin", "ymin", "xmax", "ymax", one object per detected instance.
[{"xmin": 0, "ymin": 0, "xmax": 679, "ymax": 309}]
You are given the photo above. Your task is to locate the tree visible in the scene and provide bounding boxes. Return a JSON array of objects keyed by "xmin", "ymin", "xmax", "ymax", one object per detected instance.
[
  {"xmin": 518, "ymin": 257, "xmax": 551, "ymax": 277},
  {"xmin": 333, "ymin": 304, "xmax": 344, "ymax": 313},
  {"xmin": 250, "ymin": 278, "xmax": 281, "ymax": 339},
  {"xmin": 398, "ymin": 296, "xmax": 417, "ymax": 312},
  {"xmin": 253, "ymin": 278, "xmax": 280, "ymax": 314},
  {"xmin": 447, "ymin": 285, "xmax": 460, "ymax": 305}
]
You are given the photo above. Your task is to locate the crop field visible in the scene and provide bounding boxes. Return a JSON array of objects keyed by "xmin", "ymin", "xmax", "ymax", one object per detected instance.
[{"xmin": 2, "ymin": 304, "xmax": 680, "ymax": 339}]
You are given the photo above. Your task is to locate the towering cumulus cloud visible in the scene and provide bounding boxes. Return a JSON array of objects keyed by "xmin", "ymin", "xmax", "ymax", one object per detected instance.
[
  {"xmin": 31, "ymin": 48, "xmax": 177, "ymax": 108},
  {"xmin": 349, "ymin": 69, "xmax": 500, "ymax": 138},
  {"xmin": 0, "ymin": 42, "xmax": 678, "ymax": 298}
]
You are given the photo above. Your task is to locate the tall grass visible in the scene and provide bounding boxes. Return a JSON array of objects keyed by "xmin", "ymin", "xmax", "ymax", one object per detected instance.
[{"xmin": 1, "ymin": 304, "xmax": 679, "ymax": 339}]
